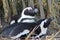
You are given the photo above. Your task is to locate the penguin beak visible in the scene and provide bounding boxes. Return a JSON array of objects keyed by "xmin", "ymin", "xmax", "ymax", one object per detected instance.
[
  {"xmin": 33, "ymin": 8, "xmax": 38, "ymax": 14},
  {"xmin": 50, "ymin": 17, "xmax": 54, "ymax": 20},
  {"xmin": 48, "ymin": 17, "xmax": 54, "ymax": 22}
]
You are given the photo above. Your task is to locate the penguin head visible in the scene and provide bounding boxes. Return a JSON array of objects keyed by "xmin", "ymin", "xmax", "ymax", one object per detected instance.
[
  {"xmin": 36, "ymin": 17, "xmax": 54, "ymax": 28},
  {"xmin": 10, "ymin": 7, "xmax": 38, "ymax": 24},
  {"xmin": 21, "ymin": 7, "xmax": 38, "ymax": 16},
  {"xmin": 17, "ymin": 7, "xmax": 38, "ymax": 23},
  {"xmin": 43, "ymin": 17, "xmax": 54, "ymax": 28},
  {"xmin": 34, "ymin": 17, "xmax": 54, "ymax": 38}
]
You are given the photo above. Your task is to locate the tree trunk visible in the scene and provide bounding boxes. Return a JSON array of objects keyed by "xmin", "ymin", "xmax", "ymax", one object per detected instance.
[
  {"xmin": 47, "ymin": 0, "xmax": 53, "ymax": 18},
  {"xmin": 2, "ymin": 0, "xmax": 11, "ymax": 23},
  {"xmin": 22, "ymin": 0, "xmax": 26, "ymax": 9},
  {"xmin": 54, "ymin": 0, "xmax": 59, "ymax": 15},
  {"xmin": 38, "ymin": 0, "xmax": 45, "ymax": 19},
  {"xmin": 9, "ymin": 0, "xmax": 17, "ymax": 16},
  {"xmin": 28, "ymin": 0, "xmax": 34, "ymax": 8}
]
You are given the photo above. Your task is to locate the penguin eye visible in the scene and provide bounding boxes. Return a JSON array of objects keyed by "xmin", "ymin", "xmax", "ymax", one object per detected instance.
[
  {"xmin": 24, "ymin": 9, "xmax": 33, "ymax": 15},
  {"xmin": 24, "ymin": 9, "xmax": 29, "ymax": 14},
  {"xmin": 43, "ymin": 22, "xmax": 47, "ymax": 28}
]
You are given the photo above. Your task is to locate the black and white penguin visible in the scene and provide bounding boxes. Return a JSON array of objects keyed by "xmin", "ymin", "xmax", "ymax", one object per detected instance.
[
  {"xmin": 0, "ymin": 7, "xmax": 54, "ymax": 39},
  {"xmin": 34, "ymin": 17, "xmax": 54, "ymax": 38},
  {"xmin": 10, "ymin": 7, "xmax": 38, "ymax": 24},
  {"xmin": 1, "ymin": 7, "xmax": 38, "ymax": 39}
]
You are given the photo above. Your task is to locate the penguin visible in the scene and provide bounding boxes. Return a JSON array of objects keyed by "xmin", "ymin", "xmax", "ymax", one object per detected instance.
[
  {"xmin": 1, "ymin": 7, "xmax": 38, "ymax": 39},
  {"xmin": 10, "ymin": 7, "xmax": 38, "ymax": 24},
  {"xmin": 1, "ymin": 7, "xmax": 54, "ymax": 39},
  {"xmin": 34, "ymin": 17, "xmax": 54, "ymax": 38}
]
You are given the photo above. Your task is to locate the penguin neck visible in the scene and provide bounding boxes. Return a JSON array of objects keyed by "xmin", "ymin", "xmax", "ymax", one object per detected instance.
[
  {"xmin": 21, "ymin": 18, "xmax": 36, "ymax": 23},
  {"xmin": 17, "ymin": 14, "xmax": 35, "ymax": 23}
]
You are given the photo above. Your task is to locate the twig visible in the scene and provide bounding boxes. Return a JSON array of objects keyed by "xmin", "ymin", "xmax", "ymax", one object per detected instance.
[
  {"xmin": 46, "ymin": 30, "xmax": 60, "ymax": 40},
  {"xmin": 50, "ymin": 30, "xmax": 60, "ymax": 40},
  {"xmin": 25, "ymin": 25, "xmax": 40, "ymax": 40}
]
